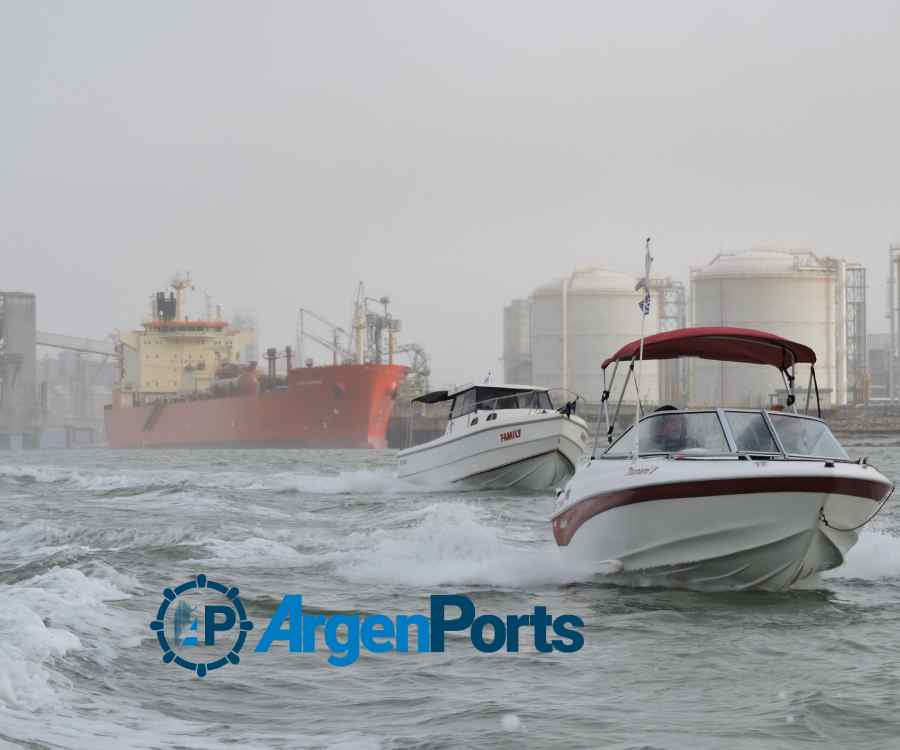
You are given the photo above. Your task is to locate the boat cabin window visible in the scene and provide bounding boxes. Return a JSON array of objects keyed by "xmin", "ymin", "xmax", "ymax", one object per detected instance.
[
  {"xmin": 606, "ymin": 411, "xmax": 729, "ymax": 456},
  {"xmin": 449, "ymin": 389, "xmax": 477, "ymax": 419},
  {"xmin": 450, "ymin": 387, "xmax": 553, "ymax": 418},
  {"xmin": 724, "ymin": 411, "xmax": 779, "ymax": 453},
  {"xmin": 768, "ymin": 414, "xmax": 849, "ymax": 459},
  {"xmin": 475, "ymin": 388, "xmax": 553, "ymax": 411}
]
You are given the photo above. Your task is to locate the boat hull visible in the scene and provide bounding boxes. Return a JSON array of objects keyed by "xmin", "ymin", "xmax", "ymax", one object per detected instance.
[
  {"xmin": 104, "ymin": 364, "xmax": 407, "ymax": 449},
  {"xmin": 552, "ymin": 457, "xmax": 892, "ymax": 590},
  {"xmin": 398, "ymin": 412, "xmax": 591, "ymax": 490}
]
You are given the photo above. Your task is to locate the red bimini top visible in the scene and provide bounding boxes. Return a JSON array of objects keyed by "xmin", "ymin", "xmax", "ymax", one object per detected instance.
[{"xmin": 601, "ymin": 327, "xmax": 817, "ymax": 371}]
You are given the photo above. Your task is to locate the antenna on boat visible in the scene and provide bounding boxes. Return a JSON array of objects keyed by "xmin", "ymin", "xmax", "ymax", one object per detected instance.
[{"xmin": 632, "ymin": 238, "xmax": 653, "ymax": 462}]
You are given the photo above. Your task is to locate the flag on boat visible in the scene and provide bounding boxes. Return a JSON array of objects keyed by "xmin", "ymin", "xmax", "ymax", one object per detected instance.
[{"xmin": 635, "ymin": 237, "xmax": 653, "ymax": 316}]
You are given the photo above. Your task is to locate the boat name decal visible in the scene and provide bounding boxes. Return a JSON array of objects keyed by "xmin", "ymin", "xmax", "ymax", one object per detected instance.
[
  {"xmin": 626, "ymin": 465, "xmax": 659, "ymax": 476},
  {"xmin": 500, "ymin": 429, "xmax": 522, "ymax": 443}
]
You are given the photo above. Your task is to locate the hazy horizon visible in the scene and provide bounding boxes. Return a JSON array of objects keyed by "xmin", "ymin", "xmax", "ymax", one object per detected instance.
[{"xmin": 4, "ymin": 1, "xmax": 900, "ymax": 387}]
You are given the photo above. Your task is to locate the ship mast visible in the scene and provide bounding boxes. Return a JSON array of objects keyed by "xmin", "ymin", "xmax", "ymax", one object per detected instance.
[
  {"xmin": 352, "ymin": 282, "xmax": 367, "ymax": 364},
  {"xmin": 170, "ymin": 272, "xmax": 194, "ymax": 321}
]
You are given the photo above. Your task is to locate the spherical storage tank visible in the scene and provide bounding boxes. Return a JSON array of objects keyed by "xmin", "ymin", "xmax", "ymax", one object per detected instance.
[
  {"xmin": 529, "ymin": 267, "xmax": 660, "ymax": 403},
  {"xmin": 690, "ymin": 249, "xmax": 847, "ymax": 408}
]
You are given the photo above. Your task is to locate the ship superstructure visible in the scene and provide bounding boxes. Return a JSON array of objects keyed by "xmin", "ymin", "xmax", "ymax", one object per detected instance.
[{"xmin": 112, "ymin": 273, "xmax": 257, "ymax": 407}]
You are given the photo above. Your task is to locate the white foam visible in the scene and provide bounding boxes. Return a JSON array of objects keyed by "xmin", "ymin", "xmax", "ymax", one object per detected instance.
[
  {"xmin": 501, "ymin": 713, "xmax": 523, "ymax": 731},
  {"xmin": 0, "ymin": 520, "xmax": 206, "ymax": 564},
  {"xmin": 273, "ymin": 469, "xmax": 428, "ymax": 495},
  {"xmin": 335, "ymin": 502, "xmax": 596, "ymax": 588},
  {"xmin": 825, "ymin": 529, "xmax": 900, "ymax": 581},
  {"xmin": 0, "ymin": 464, "xmax": 75, "ymax": 484},
  {"xmin": 0, "ymin": 600, "xmax": 80, "ymax": 710},
  {"xmin": 0, "ymin": 520, "xmax": 73, "ymax": 563},
  {"xmin": 0, "ymin": 566, "xmax": 137, "ymax": 711},
  {"xmin": 0, "ymin": 464, "xmax": 168, "ymax": 493},
  {"xmin": 194, "ymin": 536, "xmax": 309, "ymax": 566}
]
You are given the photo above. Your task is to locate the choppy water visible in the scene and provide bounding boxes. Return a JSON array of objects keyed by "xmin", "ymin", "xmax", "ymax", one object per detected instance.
[{"xmin": 2, "ymin": 447, "xmax": 900, "ymax": 749}]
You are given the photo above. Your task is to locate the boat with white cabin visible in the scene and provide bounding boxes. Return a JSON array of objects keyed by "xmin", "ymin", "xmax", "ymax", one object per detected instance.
[
  {"xmin": 551, "ymin": 327, "xmax": 893, "ymax": 591},
  {"xmin": 398, "ymin": 384, "xmax": 590, "ymax": 489}
]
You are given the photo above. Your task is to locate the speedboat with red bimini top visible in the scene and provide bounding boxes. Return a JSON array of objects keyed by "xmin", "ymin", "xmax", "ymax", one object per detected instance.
[
  {"xmin": 551, "ymin": 327, "xmax": 894, "ymax": 591},
  {"xmin": 398, "ymin": 384, "xmax": 591, "ymax": 490}
]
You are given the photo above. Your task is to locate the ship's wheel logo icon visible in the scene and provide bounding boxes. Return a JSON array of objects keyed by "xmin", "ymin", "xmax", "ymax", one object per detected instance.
[{"xmin": 150, "ymin": 574, "xmax": 253, "ymax": 677}]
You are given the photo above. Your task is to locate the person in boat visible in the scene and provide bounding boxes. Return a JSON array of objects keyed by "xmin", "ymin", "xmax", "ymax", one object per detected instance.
[{"xmin": 650, "ymin": 406, "xmax": 696, "ymax": 453}]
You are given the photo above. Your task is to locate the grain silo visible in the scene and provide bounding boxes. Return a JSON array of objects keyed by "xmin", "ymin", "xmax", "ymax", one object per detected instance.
[
  {"xmin": 527, "ymin": 267, "xmax": 665, "ymax": 403},
  {"xmin": 0, "ymin": 291, "xmax": 38, "ymax": 448},
  {"xmin": 690, "ymin": 249, "xmax": 866, "ymax": 408}
]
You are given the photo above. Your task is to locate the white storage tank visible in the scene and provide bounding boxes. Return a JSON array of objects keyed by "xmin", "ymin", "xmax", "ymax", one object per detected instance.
[
  {"xmin": 529, "ymin": 267, "xmax": 660, "ymax": 404},
  {"xmin": 502, "ymin": 299, "xmax": 532, "ymax": 384},
  {"xmin": 690, "ymin": 249, "xmax": 849, "ymax": 408}
]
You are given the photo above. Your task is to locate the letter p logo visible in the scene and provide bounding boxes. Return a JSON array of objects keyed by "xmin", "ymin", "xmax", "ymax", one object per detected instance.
[{"xmin": 204, "ymin": 605, "xmax": 236, "ymax": 645}]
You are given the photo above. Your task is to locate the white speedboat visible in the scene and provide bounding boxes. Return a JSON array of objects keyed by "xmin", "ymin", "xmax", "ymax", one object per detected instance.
[
  {"xmin": 398, "ymin": 384, "xmax": 591, "ymax": 489},
  {"xmin": 551, "ymin": 327, "xmax": 893, "ymax": 591}
]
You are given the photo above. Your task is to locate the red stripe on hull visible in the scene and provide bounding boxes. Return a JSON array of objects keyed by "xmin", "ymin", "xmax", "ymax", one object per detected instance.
[
  {"xmin": 552, "ymin": 475, "xmax": 892, "ymax": 546},
  {"xmin": 104, "ymin": 364, "xmax": 406, "ymax": 449}
]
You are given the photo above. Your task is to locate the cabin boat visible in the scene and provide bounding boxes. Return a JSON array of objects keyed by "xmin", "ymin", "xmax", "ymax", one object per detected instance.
[
  {"xmin": 397, "ymin": 384, "xmax": 591, "ymax": 490},
  {"xmin": 551, "ymin": 327, "xmax": 894, "ymax": 591}
]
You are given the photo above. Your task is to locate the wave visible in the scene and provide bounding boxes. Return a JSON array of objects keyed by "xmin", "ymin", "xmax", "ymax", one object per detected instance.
[
  {"xmin": 0, "ymin": 464, "xmax": 201, "ymax": 497},
  {"xmin": 190, "ymin": 537, "xmax": 310, "ymax": 566},
  {"xmin": 0, "ymin": 566, "xmax": 137, "ymax": 711},
  {"xmin": 0, "ymin": 520, "xmax": 207, "ymax": 570},
  {"xmin": 825, "ymin": 529, "xmax": 900, "ymax": 581},
  {"xmin": 262, "ymin": 469, "xmax": 431, "ymax": 496},
  {"xmin": 0, "ymin": 462, "xmax": 428, "ymax": 499},
  {"xmin": 333, "ymin": 501, "xmax": 596, "ymax": 588}
]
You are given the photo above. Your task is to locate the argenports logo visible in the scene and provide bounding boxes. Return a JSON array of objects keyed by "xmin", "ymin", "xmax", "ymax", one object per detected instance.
[
  {"xmin": 150, "ymin": 574, "xmax": 254, "ymax": 677},
  {"xmin": 151, "ymin": 576, "xmax": 584, "ymax": 676}
]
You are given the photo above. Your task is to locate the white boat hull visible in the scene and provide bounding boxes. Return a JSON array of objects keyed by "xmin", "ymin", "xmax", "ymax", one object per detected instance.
[
  {"xmin": 398, "ymin": 411, "xmax": 590, "ymax": 490},
  {"xmin": 552, "ymin": 457, "xmax": 892, "ymax": 591}
]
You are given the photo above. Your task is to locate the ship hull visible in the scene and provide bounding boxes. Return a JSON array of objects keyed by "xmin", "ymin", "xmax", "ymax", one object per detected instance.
[{"xmin": 104, "ymin": 364, "xmax": 406, "ymax": 449}]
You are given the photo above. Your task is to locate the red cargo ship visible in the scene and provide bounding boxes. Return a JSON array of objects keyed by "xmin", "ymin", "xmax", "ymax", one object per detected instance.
[{"xmin": 104, "ymin": 275, "xmax": 408, "ymax": 449}]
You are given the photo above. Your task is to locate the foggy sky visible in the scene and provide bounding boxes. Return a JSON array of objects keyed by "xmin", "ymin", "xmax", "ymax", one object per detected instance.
[{"xmin": 3, "ymin": 1, "xmax": 900, "ymax": 387}]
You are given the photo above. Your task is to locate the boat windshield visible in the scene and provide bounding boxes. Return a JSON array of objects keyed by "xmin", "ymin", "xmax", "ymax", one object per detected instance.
[
  {"xmin": 724, "ymin": 411, "xmax": 780, "ymax": 453},
  {"xmin": 475, "ymin": 389, "xmax": 553, "ymax": 411},
  {"xmin": 601, "ymin": 409, "xmax": 849, "ymax": 460},
  {"xmin": 605, "ymin": 411, "xmax": 729, "ymax": 456},
  {"xmin": 450, "ymin": 388, "xmax": 553, "ymax": 418},
  {"xmin": 768, "ymin": 413, "xmax": 849, "ymax": 459}
]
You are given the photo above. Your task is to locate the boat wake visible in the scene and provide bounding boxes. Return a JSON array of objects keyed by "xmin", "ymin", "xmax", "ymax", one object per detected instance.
[
  {"xmin": 334, "ymin": 501, "xmax": 597, "ymax": 588},
  {"xmin": 271, "ymin": 469, "xmax": 438, "ymax": 496},
  {"xmin": 824, "ymin": 529, "xmax": 900, "ymax": 581}
]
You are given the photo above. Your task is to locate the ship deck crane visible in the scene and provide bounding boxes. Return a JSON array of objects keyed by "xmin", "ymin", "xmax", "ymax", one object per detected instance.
[{"xmin": 296, "ymin": 308, "xmax": 352, "ymax": 366}]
